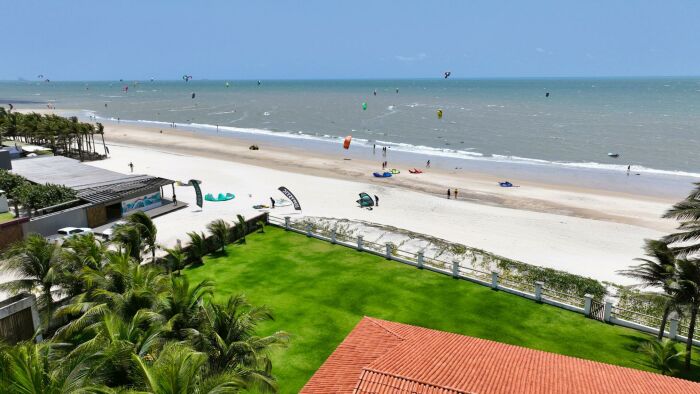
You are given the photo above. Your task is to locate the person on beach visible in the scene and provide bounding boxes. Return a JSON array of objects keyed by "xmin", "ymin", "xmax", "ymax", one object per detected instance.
[
  {"xmin": 173, "ymin": 194, "xmax": 177, "ymax": 206},
  {"xmin": 374, "ymin": 195, "xmax": 379, "ymax": 206},
  {"xmin": 447, "ymin": 189, "xmax": 451, "ymax": 199},
  {"xmin": 270, "ymin": 197, "xmax": 276, "ymax": 208},
  {"xmin": 373, "ymin": 144, "xmax": 376, "ymax": 154},
  {"xmin": 627, "ymin": 165, "xmax": 631, "ymax": 175},
  {"xmin": 117, "ymin": 117, "xmax": 120, "ymax": 124},
  {"xmin": 427, "ymin": 160, "xmax": 431, "ymax": 168},
  {"xmin": 128, "ymin": 162, "xmax": 134, "ymax": 172},
  {"xmin": 454, "ymin": 188, "xmax": 458, "ymax": 199}
]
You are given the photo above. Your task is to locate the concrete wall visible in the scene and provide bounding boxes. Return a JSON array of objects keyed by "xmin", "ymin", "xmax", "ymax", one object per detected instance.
[
  {"xmin": 22, "ymin": 204, "xmax": 89, "ymax": 236},
  {"xmin": 0, "ymin": 293, "xmax": 42, "ymax": 344}
]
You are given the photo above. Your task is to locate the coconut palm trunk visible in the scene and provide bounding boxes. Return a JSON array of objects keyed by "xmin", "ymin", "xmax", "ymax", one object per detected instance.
[
  {"xmin": 685, "ymin": 304, "xmax": 699, "ymax": 370},
  {"xmin": 658, "ymin": 303, "xmax": 671, "ymax": 341}
]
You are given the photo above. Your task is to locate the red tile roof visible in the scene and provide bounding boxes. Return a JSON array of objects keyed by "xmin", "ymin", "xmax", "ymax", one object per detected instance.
[{"xmin": 301, "ymin": 317, "xmax": 700, "ymax": 394}]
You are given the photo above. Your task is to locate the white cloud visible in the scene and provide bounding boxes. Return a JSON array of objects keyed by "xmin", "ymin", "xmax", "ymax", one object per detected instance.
[
  {"xmin": 535, "ymin": 47, "xmax": 546, "ymax": 53},
  {"xmin": 395, "ymin": 52, "xmax": 427, "ymax": 62}
]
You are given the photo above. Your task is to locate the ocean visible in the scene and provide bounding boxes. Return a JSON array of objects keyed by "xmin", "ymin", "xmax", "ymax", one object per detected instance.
[{"xmin": 2, "ymin": 77, "xmax": 699, "ymax": 179}]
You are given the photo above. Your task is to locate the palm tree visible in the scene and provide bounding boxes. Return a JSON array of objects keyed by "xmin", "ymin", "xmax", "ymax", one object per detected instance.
[
  {"xmin": 186, "ymin": 231, "xmax": 209, "ymax": 266},
  {"xmin": 236, "ymin": 214, "xmax": 248, "ymax": 244},
  {"xmin": 618, "ymin": 239, "xmax": 680, "ymax": 340},
  {"xmin": 159, "ymin": 276, "xmax": 214, "ymax": 339},
  {"xmin": 673, "ymin": 258, "xmax": 700, "ymax": 370},
  {"xmin": 207, "ymin": 219, "xmax": 231, "ymax": 253},
  {"xmin": 663, "ymin": 183, "xmax": 700, "ymax": 257},
  {"xmin": 55, "ymin": 250, "xmax": 168, "ymax": 339},
  {"xmin": 195, "ymin": 295, "xmax": 287, "ymax": 390},
  {"xmin": 110, "ymin": 224, "xmax": 144, "ymax": 260},
  {"xmin": 59, "ymin": 233, "xmax": 107, "ymax": 297},
  {"xmin": 164, "ymin": 245, "xmax": 188, "ymax": 275},
  {"xmin": 0, "ymin": 341, "xmax": 107, "ymax": 393},
  {"xmin": 67, "ymin": 310, "xmax": 163, "ymax": 387},
  {"xmin": 639, "ymin": 339, "xmax": 685, "ymax": 376},
  {"xmin": 131, "ymin": 342, "xmax": 241, "ymax": 394},
  {"xmin": 125, "ymin": 211, "xmax": 158, "ymax": 263},
  {"xmin": 0, "ymin": 234, "xmax": 62, "ymax": 329}
]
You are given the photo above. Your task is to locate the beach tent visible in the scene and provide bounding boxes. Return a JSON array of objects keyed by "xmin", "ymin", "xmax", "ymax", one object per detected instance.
[{"xmin": 356, "ymin": 192, "xmax": 374, "ymax": 207}]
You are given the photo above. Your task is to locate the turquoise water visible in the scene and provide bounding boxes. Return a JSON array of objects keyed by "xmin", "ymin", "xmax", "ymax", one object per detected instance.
[{"xmin": 2, "ymin": 78, "xmax": 700, "ymax": 176}]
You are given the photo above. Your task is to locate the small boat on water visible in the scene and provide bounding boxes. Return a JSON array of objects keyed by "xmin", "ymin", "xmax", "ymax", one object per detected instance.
[{"xmin": 608, "ymin": 153, "xmax": 619, "ymax": 158}]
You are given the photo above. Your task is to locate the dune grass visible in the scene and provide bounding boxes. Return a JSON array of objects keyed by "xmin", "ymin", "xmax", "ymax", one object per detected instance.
[{"xmin": 185, "ymin": 226, "xmax": 700, "ymax": 393}]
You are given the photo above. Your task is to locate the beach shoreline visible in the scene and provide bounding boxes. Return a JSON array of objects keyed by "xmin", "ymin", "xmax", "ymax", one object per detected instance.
[{"xmin": 10, "ymin": 108, "xmax": 693, "ymax": 284}]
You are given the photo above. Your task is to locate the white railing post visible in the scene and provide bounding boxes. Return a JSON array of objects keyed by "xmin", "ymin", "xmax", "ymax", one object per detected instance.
[
  {"xmin": 669, "ymin": 312, "xmax": 679, "ymax": 340},
  {"xmin": 417, "ymin": 251, "xmax": 424, "ymax": 269},
  {"xmin": 357, "ymin": 235, "xmax": 364, "ymax": 251},
  {"xmin": 305, "ymin": 223, "xmax": 312, "ymax": 237},
  {"xmin": 284, "ymin": 216, "xmax": 290, "ymax": 230},
  {"xmin": 385, "ymin": 243, "xmax": 392, "ymax": 259},
  {"xmin": 331, "ymin": 228, "xmax": 337, "ymax": 244},
  {"xmin": 534, "ymin": 281, "xmax": 543, "ymax": 302},
  {"xmin": 583, "ymin": 294, "xmax": 593, "ymax": 316},
  {"xmin": 604, "ymin": 300, "xmax": 613, "ymax": 323},
  {"xmin": 452, "ymin": 259, "xmax": 460, "ymax": 278},
  {"xmin": 491, "ymin": 270, "xmax": 499, "ymax": 290}
]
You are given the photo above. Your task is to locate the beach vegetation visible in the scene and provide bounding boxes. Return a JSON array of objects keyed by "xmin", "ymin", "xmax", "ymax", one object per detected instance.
[
  {"xmin": 0, "ymin": 224, "xmax": 287, "ymax": 393},
  {"xmin": 186, "ymin": 231, "xmax": 209, "ymax": 265},
  {"xmin": 0, "ymin": 109, "xmax": 105, "ymax": 161},
  {"xmin": 0, "ymin": 170, "xmax": 77, "ymax": 218},
  {"xmin": 207, "ymin": 219, "xmax": 231, "ymax": 253},
  {"xmin": 639, "ymin": 339, "xmax": 685, "ymax": 376}
]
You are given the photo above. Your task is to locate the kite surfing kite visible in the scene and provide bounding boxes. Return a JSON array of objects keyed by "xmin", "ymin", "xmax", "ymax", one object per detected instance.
[
  {"xmin": 343, "ymin": 136, "xmax": 352, "ymax": 149},
  {"xmin": 362, "ymin": 102, "xmax": 367, "ymax": 110},
  {"xmin": 356, "ymin": 192, "xmax": 374, "ymax": 208},
  {"xmin": 437, "ymin": 109, "xmax": 443, "ymax": 119},
  {"xmin": 182, "ymin": 75, "xmax": 193, "ymax": 82},
  {"xmin": 444, "ymin": 71, "xmax": 451, "ymax": 79}
]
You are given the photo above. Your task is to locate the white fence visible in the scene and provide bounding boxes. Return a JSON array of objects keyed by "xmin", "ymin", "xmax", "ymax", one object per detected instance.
[{"xmin": 268, "ymin": 215, "xmax": 698, "ymax": 346}]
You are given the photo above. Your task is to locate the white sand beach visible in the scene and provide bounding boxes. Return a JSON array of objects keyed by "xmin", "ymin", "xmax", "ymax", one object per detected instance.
[{"xmin": 73, "ymin": 120, "xmax": 688, "ymax": 285}]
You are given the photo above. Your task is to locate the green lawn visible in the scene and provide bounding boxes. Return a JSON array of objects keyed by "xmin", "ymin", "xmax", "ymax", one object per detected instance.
[
  {"xmin": 0, "ymin": 211, "xmax": 15, "ymax": 224},
  {"xmin": 185, "ymin": 226, "xmax": 700, "ymax": 392}
]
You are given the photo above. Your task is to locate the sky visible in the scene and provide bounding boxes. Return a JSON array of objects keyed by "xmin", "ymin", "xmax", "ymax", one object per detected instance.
[{"xmin": 3, "ymin": 0, "xmax": 699, "ymax": 80}]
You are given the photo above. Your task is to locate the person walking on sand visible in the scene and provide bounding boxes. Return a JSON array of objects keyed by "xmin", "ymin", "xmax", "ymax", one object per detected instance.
[
  {"xmin": 454, "ymin": 188, "xmax": 458, "ymax": 200},
  {"xmin": 128, "ymin": 162, "xmax": 134, "ymax": 173},
  {"xmin": 627, "ymin": 165, "xmax": 631, "ymax": 176},
  {"xmin": 447, "ymin": 189, "xmax": 451, "ymax": 199},
  {"xmin": 427, "ymin": 160, "xmax": 431, "ymax": 168},
  {"xmin": 374, "ymin": 195, "xmax": 379, "ymax": 206},
  {"xmin": 270, "ymin": 197, "xmax": 276, "ymax": 209}
]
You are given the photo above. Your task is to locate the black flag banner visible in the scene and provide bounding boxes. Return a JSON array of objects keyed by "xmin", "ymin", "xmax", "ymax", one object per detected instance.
[
  {"xmin": 278, "ymin": 186, "xmax": 301, "ymax": 210},
  {"xmin": 189, "ymin": 179, "xmax": 203, "ymax": 208}
]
